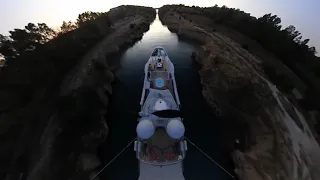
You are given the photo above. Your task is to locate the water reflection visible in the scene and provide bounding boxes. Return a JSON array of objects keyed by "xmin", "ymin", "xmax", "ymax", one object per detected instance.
[
  {"xmin": 122, "ymin": 14, "xmax": 179, "ymax": 68},
  {"xmin": 99, "ymin": 11, "xmax": 233, "ymax": 180},
  {"xmin": 140, "ymin": 14, "xmax": 179, "ymax": 45}
]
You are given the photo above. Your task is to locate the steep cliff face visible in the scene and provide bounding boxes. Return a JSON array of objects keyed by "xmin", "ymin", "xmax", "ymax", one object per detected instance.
[
  {"xmin": 0, "ymin": 6, "xmax": 155, "ymax": 180},
  {"xmin": 108, "ymin": 5, "xmax": 156, "ymax": 23},
  {"xmin": 159, "ymin": 6, "xmax": 320, "ymax": 180}
]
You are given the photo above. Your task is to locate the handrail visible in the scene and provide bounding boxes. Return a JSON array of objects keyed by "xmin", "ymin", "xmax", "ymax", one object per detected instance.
[
  {"xmin": 140, "ymin": 73, "xmax": 148, "ymax": 105},
  {"xmin": 90, "ymin": 138, "xmax": 136, "ymax": 180},
  {"xmin": 185, "ymin": 137, "xmax": 235, "ymax": 179}
]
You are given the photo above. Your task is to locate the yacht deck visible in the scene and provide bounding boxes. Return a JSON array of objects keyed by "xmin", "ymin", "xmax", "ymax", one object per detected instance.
[{"xmin": 140, "ymin": 128, "xmax": 180, "ymax": 163}]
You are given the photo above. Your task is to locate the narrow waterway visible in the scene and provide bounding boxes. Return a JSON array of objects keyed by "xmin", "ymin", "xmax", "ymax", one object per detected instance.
[{"xmin": 99, "ymin": 13, "xmax": 233, "ymax": 180}]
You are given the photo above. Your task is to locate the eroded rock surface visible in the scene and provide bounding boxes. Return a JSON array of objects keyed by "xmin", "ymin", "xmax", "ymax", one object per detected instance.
[
  {"xmin": 0, "ymin": 6, "xmax": 156, "ymax": 180},
  {"xmin": 160, "ymin": 6, "xmax": 320, "ymax": 180}
]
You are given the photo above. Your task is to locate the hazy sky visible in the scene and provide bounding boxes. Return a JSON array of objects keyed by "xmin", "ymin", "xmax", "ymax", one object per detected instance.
[{"xmin": 0, "ymin": 0, "xmax": 319, "ymax": 51}]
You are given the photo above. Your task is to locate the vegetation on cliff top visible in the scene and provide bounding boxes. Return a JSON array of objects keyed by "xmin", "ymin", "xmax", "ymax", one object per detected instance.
[
  {"xmin": 159, "ymin": 5, "xmax": 320, "ymax": 144},
  {"xmin": 0, "ymin": 10, "xmax": 113, "ymax": 179},
  {"xmin": 0, "ymin": 6, "xmax": 155, "ymax": 179},
  {"xmin": 0, "ymin": 6, "xmax": 155, "ymax": 108},
  {"xmin": 0, "ymin": 11, "xmax": 111, "ymax": 92},
  {"xmin": 159, "ymin": 4, "xmax": 320, "ymax": 111}
]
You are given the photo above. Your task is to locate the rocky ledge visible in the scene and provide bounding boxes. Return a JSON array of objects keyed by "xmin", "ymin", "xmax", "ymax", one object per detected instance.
[
  {"xmin": 0, "ymin": 5, "xmax": 155, "ymax": 180},
  {"xmin": 159, "ymin": 6, "xmax": 320, "ymax": 180}
]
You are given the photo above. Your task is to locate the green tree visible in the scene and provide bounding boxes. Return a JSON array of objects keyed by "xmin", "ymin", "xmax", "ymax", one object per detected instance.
[
  {"xmin": 301, "ymin": 39, "xmax": 310, "ymax": 45},
  {"xmin": 37, "ymin": 23, "xmax": 57, "ymax": 42},
  {"xmin": 0, "ymin": 34, "xmax": 16, "ymax": 60},
  {"xmin": 9, "ymin": 28, "xmax": 36, "ymax": 54},
  {"xmin": 0, "ymin": 23, "xmax": 56, "ymax": 60},
  {"xmin": 284, "ymin": 25, "xmax": 301, "ymax": 40},
  {"xmin": 76, "ymin": 11, "xmax": 103, "ymax": 27},
  {"xmin": 60, "ymin": 21, "xmax": 77, "ymax": 34}
]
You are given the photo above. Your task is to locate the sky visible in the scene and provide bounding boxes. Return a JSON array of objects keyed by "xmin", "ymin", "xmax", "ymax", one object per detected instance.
[{"xmin": 0, "ymin": 0, "xmax": 319, "ymax": 52}]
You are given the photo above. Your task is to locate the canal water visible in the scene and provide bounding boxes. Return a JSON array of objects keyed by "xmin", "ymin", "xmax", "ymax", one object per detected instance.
[{"xmin": 98, "ymin": 13, "xmax": 234, "ymax": 180}]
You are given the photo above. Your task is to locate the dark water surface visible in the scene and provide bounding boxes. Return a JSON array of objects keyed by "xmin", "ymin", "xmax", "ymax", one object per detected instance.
[{"xmin": 98, "ymin": 14, "xmax": 234, "ymax": 180}]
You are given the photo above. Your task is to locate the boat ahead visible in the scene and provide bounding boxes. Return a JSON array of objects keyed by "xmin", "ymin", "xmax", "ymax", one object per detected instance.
[{"xmin": 134, "ymin": 46, "xmax": 187, "ymax": 180}]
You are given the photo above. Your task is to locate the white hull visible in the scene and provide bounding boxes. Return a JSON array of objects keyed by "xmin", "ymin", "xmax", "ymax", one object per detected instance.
[
  {"xmin": 140, "ymin": 46, "xmax": 180, "ymax": 107},
  {"xmin": 134, "ymin": 46, "xmax": 187, "ymax": 180}
]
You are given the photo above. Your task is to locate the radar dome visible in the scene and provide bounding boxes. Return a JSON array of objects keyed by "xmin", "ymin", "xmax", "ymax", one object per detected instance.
[
  {"xmin": 136, "ymin": 120, "xmax": 155, "ymax": 139},
  {"xmin": 154, "ymin": 98, "xmax": 169, "ymax": 111},
  {"xmin": 166, "ymin": 119, "xmax": 185, "ymax": 139}
]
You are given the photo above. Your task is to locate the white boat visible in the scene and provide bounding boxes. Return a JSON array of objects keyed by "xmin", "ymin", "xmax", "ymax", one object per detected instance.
[
  {"xmin": 89, "ymin": 47, "xmax": 234, "ymax": 180},
  {"xmin": 134, "ymin": 46, "xmax": 187, "ymax": 180}
]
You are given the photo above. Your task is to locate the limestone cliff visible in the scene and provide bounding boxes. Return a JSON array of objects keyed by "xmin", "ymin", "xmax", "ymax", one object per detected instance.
[
  {"xmin": 0, "ymin": 6, "xmax": 156, "ymax": 180},
  {"xmin": 159, "ymin": 6, "xmax": 320, "ymax": 180}
]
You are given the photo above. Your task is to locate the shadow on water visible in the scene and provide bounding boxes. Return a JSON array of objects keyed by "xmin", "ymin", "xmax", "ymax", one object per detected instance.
[{"xmin": 98, "ymin": 13, "xmax": 234, "ymax": 180}]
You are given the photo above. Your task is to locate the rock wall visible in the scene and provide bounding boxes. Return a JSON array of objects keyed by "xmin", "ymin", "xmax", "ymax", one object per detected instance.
[
  {"xmin": 108, "ymin": 5, "xmax": 156, "ymax": 23},
  {"xmin": 0, "ymin": 6, "xmax": 155, "ymax": 180},
  {"xmin": 159, "ymin": 6, "xmax": 320, "ymax": 180}
]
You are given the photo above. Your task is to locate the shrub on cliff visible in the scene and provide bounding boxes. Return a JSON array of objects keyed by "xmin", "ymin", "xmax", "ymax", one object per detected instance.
[{"xmin": 130, "ymin": 23, "xmax": 136, "ymax": 29}]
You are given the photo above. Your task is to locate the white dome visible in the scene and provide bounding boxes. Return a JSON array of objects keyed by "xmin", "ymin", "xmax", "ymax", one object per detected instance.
[
  {"xmin": 154, "ymin": 98, "xmax": 169, "ymax": 111},
  {"xmin": 136, "ymin": 120, "xmax": 155, "ymax": 139},
  {"xmin": 166, "ymin": 119, "xmax": 185, "ymax": 139}
]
